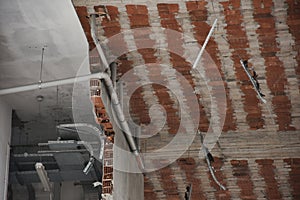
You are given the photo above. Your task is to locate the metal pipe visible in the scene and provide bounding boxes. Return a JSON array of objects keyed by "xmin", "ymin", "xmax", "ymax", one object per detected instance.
[
  {"xmin": 13, "ymin": 153, "xmax": 53, "ymax": 157},
  {"xmin": 192, "ymin": 18, "xmax": 218, "ymax": 69},
  {"xmin": 109, "ymin": 62, "xmax": 118, "ymax": 88},
  {"xmin": 0, "ymin": 72, "xmax": 106, "ymax": 96},
  {"xmin": 89, "ymin": 14, "xmax": 143, "ymax": 168},
  {"xmin": 102, "ymin": 73, "xmax": 139, "ymax": 156},
  {"xmin": 117, "ymin": 80, "xmax": 124, "ymax": 110},
  {"xmin": 35, "ymin": 162, "xmax": 51, "ymax": 192},
  {"xmin": 37, "ymin": 149, "xmax": 88, "ymax": 154},
  {"xmin": 83, "ymin": 157, "xmax": 95, "ymax": 175},
  {"xmin": 4, "ymin": 144, "xmax": 10, "ymax": 200},
  {"xmin": 56, "ymin": 123, "xmax": 105, "ymax": 137},
  {"xmin": 90, "ymin": 14, "xmax": 109, "ymax": 71},
  {"xmin": 56, "ymin": 123, "xmax": 105, "ymax": 160},
  {"xmin": 2, "ymin": 13, "xmax": 142, "ymax": 169}
]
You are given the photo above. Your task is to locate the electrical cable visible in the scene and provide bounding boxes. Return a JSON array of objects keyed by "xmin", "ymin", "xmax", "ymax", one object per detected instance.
[
  {"xmin": 198, "ymin": 131, "xmax": 226, "ymax": 190},
  {"xmin": 220, "ymin": 35, "xmax": 276, "ymax": 124}
]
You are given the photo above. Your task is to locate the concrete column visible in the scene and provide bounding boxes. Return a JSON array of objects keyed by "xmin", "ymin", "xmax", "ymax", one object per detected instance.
[
  {"xmin": 0, "ymin": 98, "xmax": 12, "ymax": 200},
  {"xmin": 53, "ymin": 183, "xmax": 61, "ymax": 200}
]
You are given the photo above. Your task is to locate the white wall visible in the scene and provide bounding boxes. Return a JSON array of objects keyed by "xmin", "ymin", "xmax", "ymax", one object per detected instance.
[{"xmin": 0, "ymin": 98, "xmax": 12, "ymax": 200}]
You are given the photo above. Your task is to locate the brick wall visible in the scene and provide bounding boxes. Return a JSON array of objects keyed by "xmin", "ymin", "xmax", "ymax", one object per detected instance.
[{"xmin": 74, "ymin": 1, "xmax": 300, "ymax": 199}]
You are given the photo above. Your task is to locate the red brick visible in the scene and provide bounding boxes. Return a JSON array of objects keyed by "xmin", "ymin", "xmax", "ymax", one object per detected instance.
[
  {"xmin": 231, "ymin": 160, "xmax": 256, "ymax": 199},
  {"xmin": 256, "ymin": 159, "xmax": 282, "ymax": 199},
  {"xmin": 74, "ymin": 6, "xmax": 95, "ymax": 50},
  {"xmin": 284, "ymin": 158, "xmax": 300, "ymax": 199}
]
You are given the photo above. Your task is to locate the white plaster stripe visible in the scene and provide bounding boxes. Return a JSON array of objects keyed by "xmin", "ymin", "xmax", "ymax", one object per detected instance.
[
  {"xmin": 273, "ymin": 159, "xmax": 293, "ymax": 200},
  {"xmin": 177, "ymin": 2, "xmax": 212, "ymax": 117},
  {"xmin": 147, "ymin": 172, "xmax": 168, "ymax": 199},
  {"xmin": 221, "ymin": 160, "xmax": 240, "ymax": 199},
  {"xmin": 118, "ymin": 4, "xmax": 169, "ymax": 139},
  {"xmin": 197, "ymin": 1, "xmax": 227, "ymax": 148},
  {"xmin": 273, "ymin": 0, "xmax": 300, "ymax": 130},
  {"xmin": 240, "ymin": 0, "xmax": 278, "ymax": 131},
  {"xmin": 170, "ymin": 162, "xmax": 188, "ymax": 199},
  {"xmin": 195, "ymin": 161, "xmax": 217, "ymax": 200},
  {"xmin": 176, "ymin": 2, "xmax": 220, "ymax": 136},
  {"xmin": 147, "ymin": 3, "xmax": 198, "ymax": 138},
  {"xmin": 205, "ymin": 1, "xmax": 249, "ymax": 132},
  {"xmin": 247, "ymin": 159, "xmax": 267, "ymax": 199}
]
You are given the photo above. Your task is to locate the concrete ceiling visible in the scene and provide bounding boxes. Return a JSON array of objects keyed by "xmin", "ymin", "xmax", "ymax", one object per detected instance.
[{"xmin": 0, "ymin": 0, "xmax": 89, "ymax": 143}]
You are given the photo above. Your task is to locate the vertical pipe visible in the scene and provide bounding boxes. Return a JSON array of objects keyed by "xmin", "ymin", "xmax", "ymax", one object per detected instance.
[
  {"xmin": 90, "ymin": 14, "xmax": 109, "ymax": 71},
  {"xmin": 109, "ymin": 62, "xmax": 118, "ymax": 88},
  {"xmin": 89, "ymin": 14, "xmax": 141, "ymax": 160},
  {"xmin": 53, "ymin": 183, "xmax": 61, "ymax": 200},
  {"xmin": 26, "ymin": 184, "xmax": 35, "ymax": 200},
  {"xmin": 3, "ymin": 144, "xmax": 10, "ymax": 200},
  {"xmin": 117, "ymin": 80, "xmax": 123, "ymax": 110}
]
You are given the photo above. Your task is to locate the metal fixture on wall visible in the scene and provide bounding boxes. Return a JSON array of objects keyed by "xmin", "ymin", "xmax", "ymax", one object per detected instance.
[{"xmin": 83, "ymin": 157, "xmax": 95, "ymax": 175}]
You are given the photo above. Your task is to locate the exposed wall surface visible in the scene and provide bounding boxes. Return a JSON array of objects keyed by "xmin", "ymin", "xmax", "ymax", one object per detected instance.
[
  {"xmin": 73, "ymin": 0, "xmax": 300, "ymax": 199},
  {"xmin": 0, "ymin": 98, "xmax": 12, "ymax": 200},
  {"xmin": 60, "ymin": 182, "xmax": 84, "ymax": 200},
  {"xmin": 100, "ymin": 85, "xmax": 144, "ymax": 200}
]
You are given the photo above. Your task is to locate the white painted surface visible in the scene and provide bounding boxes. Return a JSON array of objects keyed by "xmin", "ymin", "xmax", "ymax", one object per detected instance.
[
  {"xmin": 0, "ymin": 98, "xmax": 12, "ymax": 200},
  {"xmin": 0, "ymin": 0, "xmax": 90, "ymax": 143},
  {"xmin": 0, "ymin": 0, "xmax": 88, "ymax": 118}
]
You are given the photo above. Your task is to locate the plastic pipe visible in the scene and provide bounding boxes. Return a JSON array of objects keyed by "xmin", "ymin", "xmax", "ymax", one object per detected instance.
[
  {"xmin": 0, "ymin": 72, "xmax": 106, "ymax": 96},
  {"xmin": 192, "ymin": 18, "xmax": 218, "ymax": 69}
]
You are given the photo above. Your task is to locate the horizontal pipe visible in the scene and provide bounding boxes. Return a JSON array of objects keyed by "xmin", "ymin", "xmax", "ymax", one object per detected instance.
[
  {"xmin": 13, "ymin": 153, "xmax": 53, "ymax": 157},
  {"xmin": 0, "ymin": 72, "xmax": 106, "ymax": 96},
  {"xmin": 38, "ymin": 149, "xmax": 88, "ymax": 154},
  {"xmin": 57, "ymin": 123, "xmax": 105, "ymax": 137}
]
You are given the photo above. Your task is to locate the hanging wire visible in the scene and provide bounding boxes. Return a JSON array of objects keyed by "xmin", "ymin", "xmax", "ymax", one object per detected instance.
[
  {"xmin": 38, "ymin": 99, "xmax": 42, "ymax": 163},
  {"xmin": 38, "ymin": 46, "xmax": 46, "ymax": 162},
  {"xmin": 220, "ymin": 35, "xmax": 243, "ymax": 61},
  {"xmin": 210, "ymin": 0, "xmax": 220, "ymax": 32},
  {"xmin": 198, "ymin": 131, "xmax": 227, "ymax": 190},
  {"xmin": 55, "ymin": 86, "xmax": 60, "ymax": 139},
  {"xmin": 220, "ymin": 34, "xmax": 261, "ymax": 58},
  {"xmin": 39, "ymin": 47, "xmax": 45, "ymax": 88},
  {"xmin": 220, "ymin": 35, "xmax": 276, "ymax": 124},
  {"xmin": 211, "ymin": 0, "xmax": 215, "ymax": 13}
]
